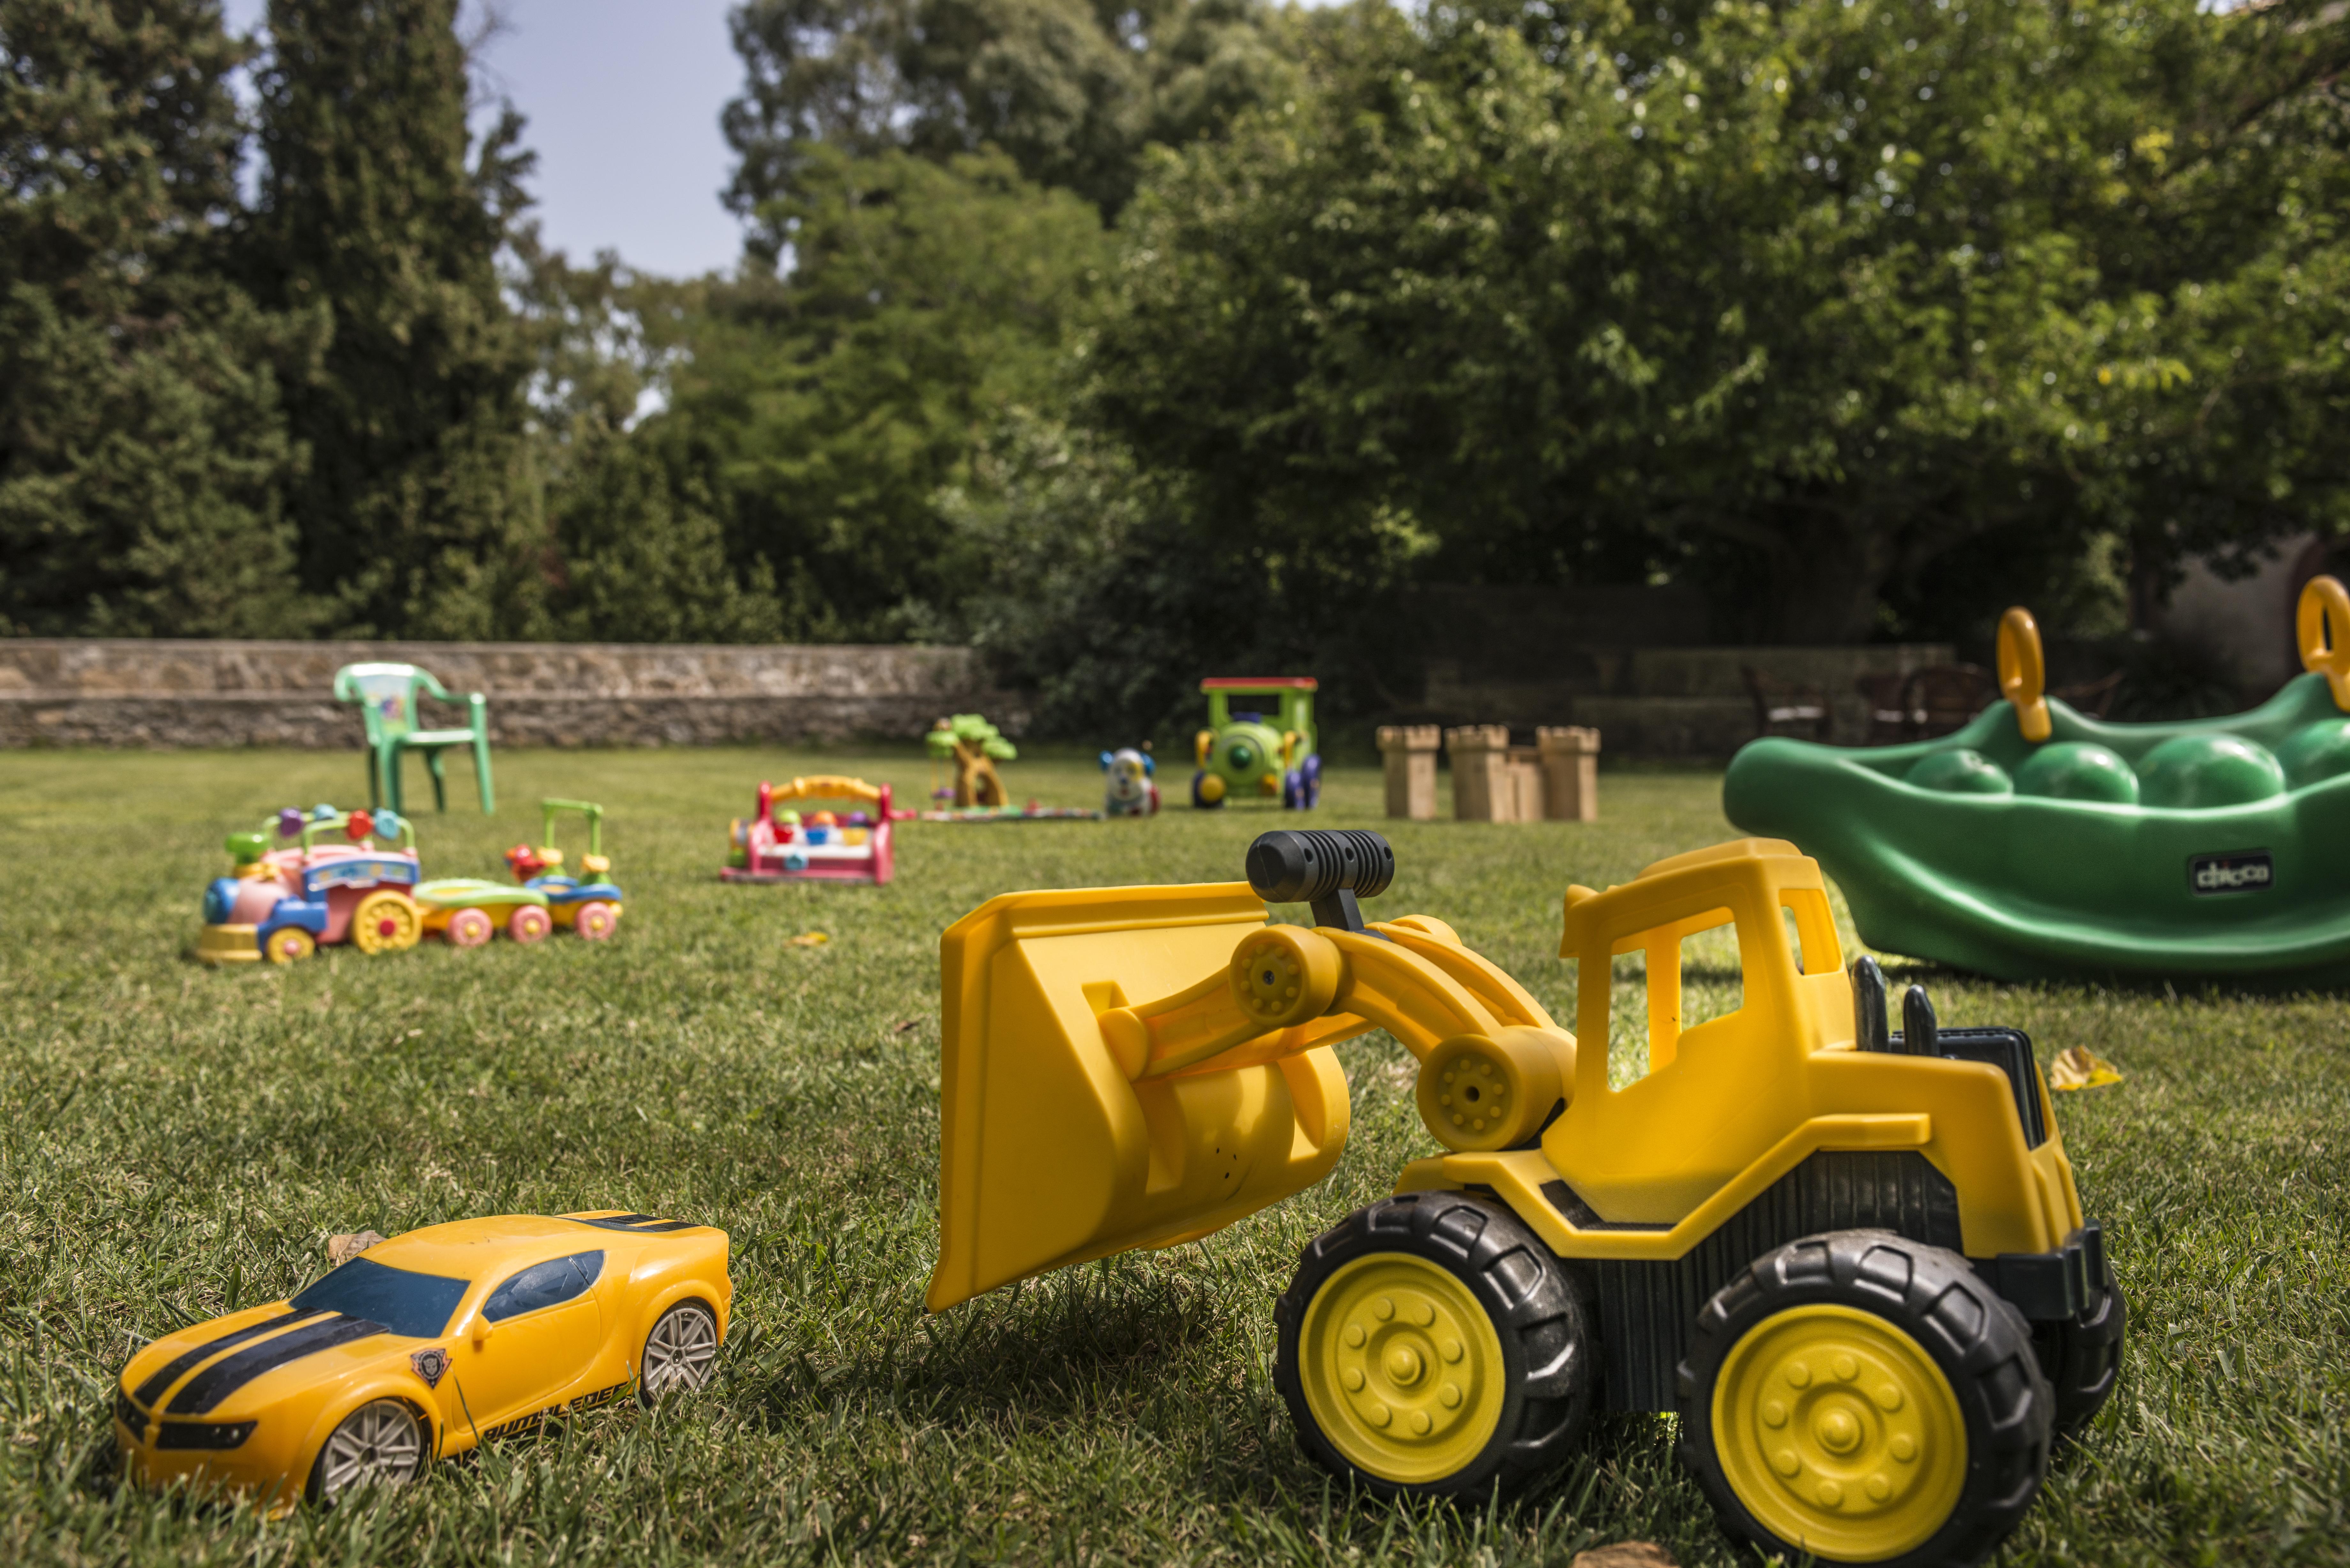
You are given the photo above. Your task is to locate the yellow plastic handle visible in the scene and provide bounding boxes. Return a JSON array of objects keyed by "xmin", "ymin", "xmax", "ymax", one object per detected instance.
[
  {"xmin": 1996, "ymin": 606, "xmax": 2051, "ymax": 743},
  {"xmin": 1194, "ymin": 729, "xmax": 1214, "ymax": 768},
  {"xmin": 2297, "ymin": 574, "xmax": 2350, "ymax": 712}
]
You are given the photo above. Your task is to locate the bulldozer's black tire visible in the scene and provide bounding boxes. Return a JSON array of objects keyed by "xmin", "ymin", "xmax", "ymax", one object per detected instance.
[
  {"xmin": 1676, "ymin": 1230, "xmax": 2053, "ymax": 1568},
  {"xmin": 1273, "ymin": 1190, "xmax": 1597, "ymax": 1499},
  {"xmin": 2033, "ymin": 1274, "xmax": 2127, "ymax": 1440}
]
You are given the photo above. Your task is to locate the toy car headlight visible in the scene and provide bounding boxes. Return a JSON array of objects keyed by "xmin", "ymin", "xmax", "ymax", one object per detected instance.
[{"xmin": 1227, "ymin": 743, "xmax": 1256, "ymax": 771}]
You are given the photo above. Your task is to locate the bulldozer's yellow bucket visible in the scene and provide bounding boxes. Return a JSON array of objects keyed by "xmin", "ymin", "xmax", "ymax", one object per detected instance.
[{"xmin": 926, "ymin": 882, "xmax": 1352, "ymax": 1313}]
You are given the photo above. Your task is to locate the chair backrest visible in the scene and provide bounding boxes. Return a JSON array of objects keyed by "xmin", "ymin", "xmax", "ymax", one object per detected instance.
[
  {"xmin": 334, "ymin": 663, "xmax": 434, "ymax": 743},
  {"xmin": 1902, "ymin": 663, "xmax": 1998, "ymax": 734}
]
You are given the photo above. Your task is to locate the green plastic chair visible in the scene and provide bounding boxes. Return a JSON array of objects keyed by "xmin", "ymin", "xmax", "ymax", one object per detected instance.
[{"xmin": 333, "ymin": 662, "xmax": 496, "ymax": 815}]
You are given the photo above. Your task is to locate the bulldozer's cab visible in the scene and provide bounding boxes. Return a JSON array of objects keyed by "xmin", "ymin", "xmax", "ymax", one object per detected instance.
[{"xmin": 1548, "ymin": 838, "xmax": 1858, "ymax": 1222}]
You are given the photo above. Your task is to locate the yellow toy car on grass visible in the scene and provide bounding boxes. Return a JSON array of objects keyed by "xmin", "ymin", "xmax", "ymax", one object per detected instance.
[
  {"xmin": 115, "ymin": 1211, "xmax": 728, "ymax": 1506},
  {"xmin": 927, "ymin": 830, "xmax": 2123, "ymax": 1567}
]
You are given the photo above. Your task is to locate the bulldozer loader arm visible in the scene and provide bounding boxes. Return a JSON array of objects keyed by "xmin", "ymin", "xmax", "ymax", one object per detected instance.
[{"xmin": 927, "ymin": 882, "xmax": 1355, "ymax": 1312}]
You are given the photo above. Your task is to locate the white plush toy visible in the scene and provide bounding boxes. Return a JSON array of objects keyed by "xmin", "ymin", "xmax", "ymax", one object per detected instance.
[{"xmin": 1101, "ymin": 747, "xmax": 1160, "ymax": 816}]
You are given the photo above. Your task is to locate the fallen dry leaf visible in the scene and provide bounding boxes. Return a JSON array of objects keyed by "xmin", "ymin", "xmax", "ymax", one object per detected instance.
[
  {"xmin": 2049, "ymin": 1044, "xmax": 2123, "ymax": 1091},
  {"xmin": 1571, "ymin": 1544, "xmax": 1677, "ymax": 1568},
  {"xmin": 892, "ymin": 1019, "xmax": 923, "ymax": 1035},
  {"xmin": 789, "ymin": 931, "xmax": 830, "ymax": 947},
  {"xmin": 326, "ymin": 1230, "xmax": 385, "ymax": 1266}
]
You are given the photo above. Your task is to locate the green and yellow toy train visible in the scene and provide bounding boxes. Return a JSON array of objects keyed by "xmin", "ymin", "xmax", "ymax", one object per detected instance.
[{"xmin": 1192, "ymin": 676, "xmax": 1320, "ymax": 810}]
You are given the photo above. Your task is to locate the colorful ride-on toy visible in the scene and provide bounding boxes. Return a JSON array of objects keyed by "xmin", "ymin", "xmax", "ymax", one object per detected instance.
[
  {"xmin": 723, "ymin": 777, "xmax": 895, "ymax": 885},
  {"xmin": 198, "ymin": 807, "xmax": 424, "ymax": 965},
  {"xmin": 413, "ymin": 880, "xmax": 553, "ymax": 947},
  {"xmin": 1192, "ymin": 677, "xmax": 1320, "ymax": 809},
  {"xmin": 415, "ymin": 801, "xmax": 619, "ymax": 946},
  {"xmin": 1725, "ymin": 577, "xmax": 2350, "ymax": 984}
]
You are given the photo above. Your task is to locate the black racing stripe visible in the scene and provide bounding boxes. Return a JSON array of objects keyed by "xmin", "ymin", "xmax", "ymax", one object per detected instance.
[
  {"xmin": 131, "ymin": 1308, "xmax": 328, "ymax": 1409},
  {"xmin": 566, "ymin": 1213, "xmax": 693, "ymax": 1233},
  {"xmin": 165, "ymin": 1315, "xmax": 389, "ymax": 1414}
]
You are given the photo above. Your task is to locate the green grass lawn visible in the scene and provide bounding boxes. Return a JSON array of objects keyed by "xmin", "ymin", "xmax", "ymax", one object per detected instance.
[{"xmin": 1, "ymin": 747, "xmax": 2343, "ymax": 1565}]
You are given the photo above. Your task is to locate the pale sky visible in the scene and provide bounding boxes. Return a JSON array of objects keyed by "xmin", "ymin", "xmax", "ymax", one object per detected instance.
[
  {"xmin": 218, "ymin": 1, "xmax": 1348, "ymax": 281},
  {"xmin": 223, "ymin": 0, "xmax": 748, "ymax": 278}
]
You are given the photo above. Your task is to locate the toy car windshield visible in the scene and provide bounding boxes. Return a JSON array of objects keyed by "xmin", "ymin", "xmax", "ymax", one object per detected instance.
[{"xmin": 288, "ymin": 1256, "xmax": 470, "ymax": 1340}]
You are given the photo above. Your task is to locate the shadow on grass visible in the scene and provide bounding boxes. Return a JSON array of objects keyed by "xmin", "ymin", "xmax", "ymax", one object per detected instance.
[{"xmin": 1873, "ymin": 955, "xmax": 2350, "ymax": 1004}]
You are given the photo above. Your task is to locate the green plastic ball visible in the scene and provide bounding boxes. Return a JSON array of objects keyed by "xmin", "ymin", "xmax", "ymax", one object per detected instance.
[
  {"xmin": 2135, "ymin": 732, "xmax": 2285, "ymax": 808},
  {"xmin": 1904, "ymin": 748, "xmax": 2014, "ymax": 795},
  {"xmin": 2013, "ymin": 742, "xmax": 2141, "ymax": 804},
  {"xmin": 2275, "ymin": 719, "xmax": 2350, "ymax": 790}
]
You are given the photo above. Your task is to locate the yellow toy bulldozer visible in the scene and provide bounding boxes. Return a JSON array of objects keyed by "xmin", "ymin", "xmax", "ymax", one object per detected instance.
[{"xmin": 928, "ymin": 831, "xmax": 2124, "ymax": 1567}]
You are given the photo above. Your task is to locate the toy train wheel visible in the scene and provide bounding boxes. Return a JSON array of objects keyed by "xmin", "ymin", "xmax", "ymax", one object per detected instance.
[
  {"xmin": 507, "ymin": 905, "xmax": 551, "ymax": 944},
  {"xmin": 1273, "ymin": 1191, "xmax": 1596, "ymax": 1497},
  {"xmin": 571, "ymin": 901, "xmax": 618, "ymax": 941},
  {"xmin": 640, "ymin": 1300, "xmax": 719, "ymax": 1405},
  {"xmin": 351, "ymin": 891, "xmax": 421, "ymax": 955},
  {"xmin": 445, "ymin": 907, "xmax": 495, "ymax": 948},
  {"xmin": 1677, "ymin": 1231, "xmax": 2052, "ymax": 1567},
  {"xmin": 307, "ymin": 1398, "xmax": 427, "ymax": 1505},
  {"xmin": 2033, "ymin": 1275, "xmax": 2127, "ymax": 1439},
  {"xmin": 263, "ymin": 928, "xmax": 315, "ymax": 964}
]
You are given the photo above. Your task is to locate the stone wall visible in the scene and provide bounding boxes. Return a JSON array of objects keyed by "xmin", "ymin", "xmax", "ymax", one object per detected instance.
[{"xmin": 0, "ymin": 639, "xmax": 1023, "ymax": 749}]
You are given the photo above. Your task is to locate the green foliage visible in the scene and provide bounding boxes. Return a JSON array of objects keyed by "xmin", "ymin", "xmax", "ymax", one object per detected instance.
[
  {"xmin": 251, "ymin": 0, "xmax": 542, "ymax": 640},
  {"xmin": 509, "ymin": 246, "xmax": 786, "ymax": 644},
  {"xmin": 0, "ymin": 0, "xmax": 323, "ymax": 637},
  {"xmin": 724, "ymin": 0, "xmax": 1295, "ymax": 226},
  {"xmin": 660, "ymin": 147, "xmax": 1112, "ymax": 641},
  {"xmin": 1084, "ymin": 0, "xmax": 2350, "ymax": 645},
  {"xmin": 925, "ymin": 710, "xmax": 1016, "ymax": 759},
  {"xmin": 938, "ymin": 409, "xmax": 1429, "ymax": 735}
]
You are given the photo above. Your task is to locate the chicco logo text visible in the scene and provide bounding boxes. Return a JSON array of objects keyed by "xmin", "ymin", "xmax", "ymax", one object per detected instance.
[{"xmin": 2188, "ymin": 851, "xmax": 2274, "ymax": 895}]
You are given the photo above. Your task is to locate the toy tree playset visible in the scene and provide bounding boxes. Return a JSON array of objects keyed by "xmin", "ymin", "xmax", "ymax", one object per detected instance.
[
  {"xmin": 1100, "ymin": 746, "xmax": 1160, "ymax": 816},
  {"xmin": 115, "ymin": 1211, "xmax": 726, "ymax": 1506},
  {"xmin": 1725, "ymin": 577, "xmax": 2350, "ymax": 984},
  {"xmin": 1192, "ymin": 677, "xmax": 1320, "ymax": 809},
  {"xmin": 415, "ymin": 799, "xmax": 624, "ymax": 945},
  {"xmin": 199, "ymin": 807, "xmax": 423, "ymax": 964},
  {"xmin": 723, "ymin": 777, "xmax": 897, "ymax": 884},
  {"xmin": 926, "ymin": 829, "xmax": 2120, "ymax": 1566},
  {"xmin": 927, "ymin": 715, "xmax": 1015, "ymax": 808}
]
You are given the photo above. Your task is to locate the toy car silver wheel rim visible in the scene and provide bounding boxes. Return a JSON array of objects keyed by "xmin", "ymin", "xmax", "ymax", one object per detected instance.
[
  {"xmin": 641, "ymin": 1303, "xmax": 718, "ymax": 1402},
  {"xmin": 316, "ymin": 1399, "xmax": 424, "ymax": 1502}
]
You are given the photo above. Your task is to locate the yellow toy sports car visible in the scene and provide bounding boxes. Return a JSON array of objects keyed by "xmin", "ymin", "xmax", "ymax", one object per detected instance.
[{"xmin": 114, "ymin": 1211, "xmax": 729, "ymax": 1505}]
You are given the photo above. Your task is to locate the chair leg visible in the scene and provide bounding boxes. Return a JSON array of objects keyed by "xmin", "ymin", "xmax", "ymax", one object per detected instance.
[
  {"xmin": 367, "ymin": 747, "xmax": 383, "ymax": 812},
  {"xmin": 428, "ymin": 749, "xmax": 448, "ymax": 812},
  {"xmin": 382, "ymin": 745, "xmax": 404, "ymax": 818},
  {"xmin": 474, "ymin": 732, "xmax": 495, "ymax": 815}
]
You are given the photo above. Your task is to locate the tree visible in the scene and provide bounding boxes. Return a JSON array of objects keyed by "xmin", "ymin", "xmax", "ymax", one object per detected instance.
[
  {"xmin": 663, "ymin": 145, "xmax": 1111, "ymax": 640},
  {"xmin": 1086, "ymin": 0, "xmax": 2350, "ymax": 645},
  {"xmin": 0, "ymin": 0, "xmax": 322, "ymax": 637},
  {"xmin": 724, "ymin": 0, "xmax": 1294, "ymax": 230},
  {"xmin": 509, "ymin": 244, "xmax": 786, "ymax": 643},
  {"xmin": 250, "ymin": 0, "xmax": 542, "ymax": 639}
]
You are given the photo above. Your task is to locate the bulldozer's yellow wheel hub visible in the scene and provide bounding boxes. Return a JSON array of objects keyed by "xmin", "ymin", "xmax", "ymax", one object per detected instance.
[
  {"xmin": 1298, "ymin": 1253, "xmax": 1506, "ymax": 1485},
  {"xmin": 1712, "ymin": 1303, "xmax": 1967, "ymax": 1562},
  {"xmin": 350, "ymin": 892, "xmax": 422, "ymax": 955}
]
